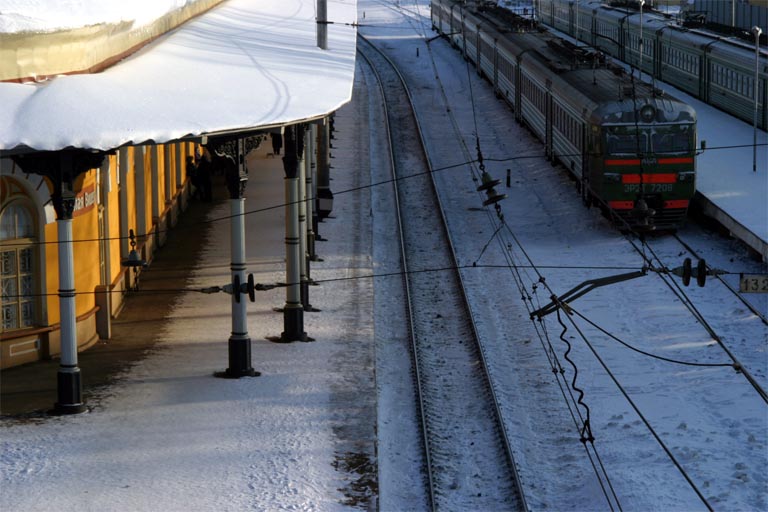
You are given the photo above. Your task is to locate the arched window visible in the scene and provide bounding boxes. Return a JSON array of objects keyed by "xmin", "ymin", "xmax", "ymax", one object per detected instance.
[{"xmin": 1, "ymin": 202, "xmax": 37, "ymax": 331}]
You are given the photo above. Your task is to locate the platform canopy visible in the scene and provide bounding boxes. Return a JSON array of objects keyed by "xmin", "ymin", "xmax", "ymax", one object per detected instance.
[{"xmin": 0, "ymin": 0, "xmax": 357, "ymax": 154}]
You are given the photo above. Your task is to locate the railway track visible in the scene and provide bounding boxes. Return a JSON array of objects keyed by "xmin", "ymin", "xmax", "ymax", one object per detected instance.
[{"xmin": 357, "ymin": 35, "xmax": 528, "ymax": 511}]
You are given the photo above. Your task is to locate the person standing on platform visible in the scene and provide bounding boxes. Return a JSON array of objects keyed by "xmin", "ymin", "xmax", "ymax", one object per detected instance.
[
  {"xmin": 197, "ymin": 153, "xmax": 213, "ymax": 202},
  {"xmin": 271, "ymin": 132, "xmax": 283, "ymax": 155},
  {"xmin": 187, "ymin": 155, "xmax": 202, "ymax": 200}
]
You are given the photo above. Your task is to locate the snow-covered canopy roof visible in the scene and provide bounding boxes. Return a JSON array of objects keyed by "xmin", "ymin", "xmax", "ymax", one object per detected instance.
[
  {"xmin": 0, "ymin": 0, "xmax": 357, "ymax": 154},
  {"xmin": 0, "ymin": 0, "xmax": 203, "ymax": 34}
]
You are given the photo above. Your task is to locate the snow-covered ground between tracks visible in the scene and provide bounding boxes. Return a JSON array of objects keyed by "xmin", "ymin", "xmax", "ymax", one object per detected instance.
[{"xmin": 1, "ymin": 1, "xmax": 766, "ymax": 511}]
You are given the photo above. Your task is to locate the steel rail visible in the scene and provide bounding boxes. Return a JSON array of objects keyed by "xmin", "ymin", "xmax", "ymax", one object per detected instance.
[
  {"xmin": 356, "ymin": 39, "xmax": 437, "ymax": 512},
  {"xmin": 358, "ymin": 33, "xmax": 529, "ymax": 511}
]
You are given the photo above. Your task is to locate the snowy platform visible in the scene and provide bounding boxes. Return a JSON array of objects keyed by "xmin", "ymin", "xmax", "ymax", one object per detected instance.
[{"xmin": 0, "ymin": 139, "xmax": 378, "ymax": 509}]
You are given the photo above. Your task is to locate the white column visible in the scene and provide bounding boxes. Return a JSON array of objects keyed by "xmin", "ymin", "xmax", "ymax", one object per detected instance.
[
  {"xmin": 218, "ymin": 137, "xmax": 257, "ymax": 378},
  {"xmin": 54, "ymin": 206, "xmax": 85, "ymax": 414},
  {"xmin": 57, "ymin": 218, "xmax": 77, "ymax": 369},
  {"xmin": 231, "ymin": 198, "xmax": 247, "ymax": 338},
  {"xmin": 279, "ymin": 125, "xmax": 307, "ymax": 342}
]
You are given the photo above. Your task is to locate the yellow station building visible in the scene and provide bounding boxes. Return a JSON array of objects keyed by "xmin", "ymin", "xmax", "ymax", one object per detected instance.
[
  {"xmin": 0, "ymin": 0, "xmax": 354, "ymax": 380},
  {"xmin": 1, "ymin": 142, "xmax": 197, "ymax": 368}
]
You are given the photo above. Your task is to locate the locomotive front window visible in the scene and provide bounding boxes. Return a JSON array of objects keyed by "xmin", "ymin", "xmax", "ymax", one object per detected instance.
[
  {"xmin": 651, "ymin": 124, "xmax": 694, "ymax": 156},
  {"xmin": 604, "ymin": 126, "xmax": 649, "ymax": 155}
]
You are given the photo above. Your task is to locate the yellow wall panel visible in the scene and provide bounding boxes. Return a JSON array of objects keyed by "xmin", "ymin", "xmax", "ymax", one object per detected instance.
[
  {"xmin": 107, "ymin": 154, "xmax": 122, "ymax": 285},
  {"xmin": 44, "ymin": 222, "xmax": 59, "ymax": 326},
  {"xmin": 157, "ymin": 144, "xmax": 166, "ymax": 212},
  {"xmin": 71, "ymin": 170, "xmax": 98, "ymax": 315},
  {"xmin": 143, "ymin": 148, "xmax": 152, "ymax": 234},
  {"xmin": 126, "ymin": 148, "xmax": 137, "ymax": 237}
]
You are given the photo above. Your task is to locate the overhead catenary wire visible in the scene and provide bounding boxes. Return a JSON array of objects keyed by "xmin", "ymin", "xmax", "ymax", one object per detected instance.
[
  {"xmin": 490, "ymin": 199, "xmax": 709, "ymax": 509},
  {"xmin": 1, "ymin": 262, "xmax": 652, "ymax": 299},
  {"xmin": 569, "ymin": 306, "xmax": 734, "ymax": 368},
  {"xmin": 488, "ymin": 212, "xmax": 624, "ymax": 511},
  {"xmin": 553, "ymin": 296, "xmax": 715, "ymax": 511}
]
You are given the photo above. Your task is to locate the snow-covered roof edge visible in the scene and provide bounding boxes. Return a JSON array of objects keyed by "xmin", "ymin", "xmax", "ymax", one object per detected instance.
[
  {"xmin": 0, "ymin": 0, "xmax": 358, "ymax": 154},
  {"xmin": 0, "ymin": 0, "xmax": 225, "ymax": 82}
]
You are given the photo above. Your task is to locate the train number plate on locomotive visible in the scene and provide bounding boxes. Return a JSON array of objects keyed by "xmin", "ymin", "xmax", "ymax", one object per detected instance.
[
  {"xmin": 623, "ymin": 184, "xmax": 674, "ymax": 193},
  {"xmin": 739, "ymin": 274, "xmax": 768, "ymax": 293}
]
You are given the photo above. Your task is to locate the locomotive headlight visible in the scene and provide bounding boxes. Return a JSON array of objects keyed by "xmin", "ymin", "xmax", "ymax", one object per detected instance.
[
  {"xmin": 639, "ymin": 105, "xmax": 656, "ymax": 123},
  {"xmin": 678, "ymin": 171, "xmax": 695, "ymax": 182},
  {"xmin": 604, "ymin": 173, "xmax": 622, "ymax": 183}
]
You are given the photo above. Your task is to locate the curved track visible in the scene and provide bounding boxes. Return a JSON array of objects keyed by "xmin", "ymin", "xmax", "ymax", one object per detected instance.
[{"xmin": 358, "ymin": 34, "xmax": 528, "ymax": 511}]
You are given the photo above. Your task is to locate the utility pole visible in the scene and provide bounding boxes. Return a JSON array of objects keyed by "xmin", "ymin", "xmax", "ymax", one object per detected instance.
[
  {"xmin": 317, "ymin": 0, "xmax": 328, "ymax": 50},
  {"xmin": 639, "ymin": 0, "xmax": 645, "ymax": 83},
  {"xmin": 752, "ymin": 26, "xmax": 762, "ymax": 173}
]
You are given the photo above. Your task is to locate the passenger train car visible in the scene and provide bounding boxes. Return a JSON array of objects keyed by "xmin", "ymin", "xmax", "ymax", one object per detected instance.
[
  {"xmin": 535, "ymin": 0, "xmax": 768, "ymax": 130},
  {"xmin": 431, "ymin": 0, "xmax": 698, "ymax": 230}
]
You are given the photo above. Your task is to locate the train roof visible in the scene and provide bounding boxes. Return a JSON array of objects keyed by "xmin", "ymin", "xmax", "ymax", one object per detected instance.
[
  {"xmin": 465, "ymin": 5, "xmax": 695, "ymax": 125},
  {"xmin": 572, "ymin": 0, "xmax": 768, "ymax": 56}
]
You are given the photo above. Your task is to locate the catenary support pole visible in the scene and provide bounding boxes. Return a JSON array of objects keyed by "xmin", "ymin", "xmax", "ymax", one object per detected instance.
[
  {"xmin": 280, "ymin": 125, "xmax": 308, "ymax": 341},
  {"xmin": 219, "ymin": 137, "xmax": 258, "ymax": 377},
  {"xmin": 753, "ymin": 26, "xmax": 762, "ymax": 173},
  {"xmin": 639, "ymin": 0, "xmax": 645, "ymax": 83}
]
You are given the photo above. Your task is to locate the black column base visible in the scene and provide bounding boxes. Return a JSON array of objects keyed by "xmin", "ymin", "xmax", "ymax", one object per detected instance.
[
  {"xmin": 215, "ymin": 337, "xmax": 260, "ymax": 378},
  {"xmin": 301, "ymin": 281, "xmax": 321, "ymax": 312},
  {"xmin": 275, "ymin": 305, "xmax": 312, "ymax": 342},
  {"xmin": 308, "ymin": 232, "xmax": 317, "ymax": 261},
  {"xmin": 52, "ymin": 368, "xmax": 87, "ymax": 415},
  {"xmin": 301, "ymin": 280, "xmax": 311, "ymax": 310},
  {"xmin": 312, "ymin": 215, "xmax": 320, "ymax": 244}
]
